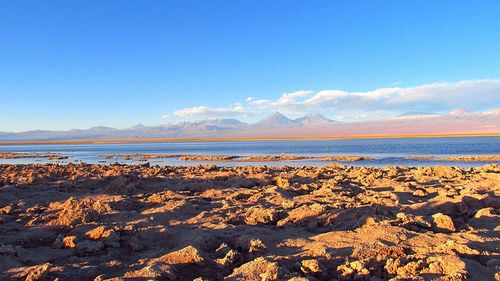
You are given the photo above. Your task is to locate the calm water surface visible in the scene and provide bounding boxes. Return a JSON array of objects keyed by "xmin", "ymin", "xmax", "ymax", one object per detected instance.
[{"xmin": 0, "ymin": 137, "xmax": 499, "ymax": 167}]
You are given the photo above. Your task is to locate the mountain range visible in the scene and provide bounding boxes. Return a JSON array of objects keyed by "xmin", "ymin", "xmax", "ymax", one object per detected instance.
[{"xmin": 1, "ymin": 110, "xmax": 499, "ymax": 142}]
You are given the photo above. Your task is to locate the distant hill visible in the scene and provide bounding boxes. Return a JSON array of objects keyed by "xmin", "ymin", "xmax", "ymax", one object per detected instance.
[
  {"xmin": 396, "ymin": 111, "xmax": 438, "ymax": 118},
  {"xmin": 294, "ymin": 114, "xmax": 336, "ymax": 125},
  {"xmin": 251, "ymin": 112, "xmax": 296, "ymax": 128},
  {"xmin": 1, "ymin": 110, "xmax": 499, "ymax": 142}
]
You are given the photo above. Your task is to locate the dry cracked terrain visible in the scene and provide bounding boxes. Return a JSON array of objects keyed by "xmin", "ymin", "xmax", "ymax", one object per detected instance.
[{"xmin": 0, "ymin": 163, "xmax": 499, "ymax": 280}]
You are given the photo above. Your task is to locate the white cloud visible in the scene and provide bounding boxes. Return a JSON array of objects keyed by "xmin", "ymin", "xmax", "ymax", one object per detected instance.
[
  {"xmin": 274, "ymin": 90, "xmax": 312, "ymax": 105},
  {"xmin": 247, "ymin": 97, "xmax": 271, "ymax": 106},
  {"xmin": 172, "ymin": 103, "xmax": 248, "ymax": 118},
  {"xmin": 301, "ymin": 80, "xmax": 500, "ymax": 112},
  {"xmin": 166, "ymin": 79, "xmax": 500, "ymax": 121}
]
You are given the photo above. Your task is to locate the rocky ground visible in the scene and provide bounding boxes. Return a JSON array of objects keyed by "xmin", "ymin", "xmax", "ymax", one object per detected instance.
[{"xmin": 0, "ymin": 163, "xmax": 499, "ymax": 280}]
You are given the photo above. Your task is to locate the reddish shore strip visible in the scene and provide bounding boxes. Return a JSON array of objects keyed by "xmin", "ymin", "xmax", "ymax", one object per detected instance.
[{"xmin": 0, "ymin": 132, "xmax": 499, "ymax": 146}]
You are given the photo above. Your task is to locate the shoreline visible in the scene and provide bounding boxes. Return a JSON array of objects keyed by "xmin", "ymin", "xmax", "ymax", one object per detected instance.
[{"xmin": 0, "ymin": 132, "xmax": 499, "ymax": 146}]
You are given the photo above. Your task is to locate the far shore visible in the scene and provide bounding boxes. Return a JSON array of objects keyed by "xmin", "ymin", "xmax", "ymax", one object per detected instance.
[{"xmin": 0, "ymin": 132, "xmax": 499, "ymax": 146}]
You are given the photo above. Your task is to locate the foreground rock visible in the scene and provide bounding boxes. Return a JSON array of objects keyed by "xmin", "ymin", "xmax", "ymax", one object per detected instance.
[{"xmin": 0, "ymin": 163, "xmax": 498, "ymax": 280}]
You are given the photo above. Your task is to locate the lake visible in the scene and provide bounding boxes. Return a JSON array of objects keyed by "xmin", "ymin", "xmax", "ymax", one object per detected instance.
[{"xmin": 0, "ymin": 136, "xmax": 499, "ymax": 167}]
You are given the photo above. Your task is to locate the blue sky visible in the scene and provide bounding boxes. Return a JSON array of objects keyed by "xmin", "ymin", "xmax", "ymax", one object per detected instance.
[{"xmin": 1, "ymin": 1, "xmax": 500, "ymax": 131}]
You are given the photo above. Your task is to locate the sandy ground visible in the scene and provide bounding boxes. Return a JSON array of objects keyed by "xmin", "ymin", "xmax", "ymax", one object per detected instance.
[{"xmin": 0, "ymin": 163, "xmax": 499, "ymax": 280}]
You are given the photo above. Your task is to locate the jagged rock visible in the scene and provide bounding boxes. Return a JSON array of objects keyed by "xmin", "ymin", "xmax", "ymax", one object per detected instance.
[
  {"xmin": 474, "ymin": 207, "xmax": 496, "ymax": 218},
  {"xmin": 85, "ymin": 226, "xmax": 120, "ymax": 248},
  {"xmin": 54, "ymin": 235, "xmax": 77, "ymax": 249},
  {"xmin": 478, "ymin": 164, "xmax": 500, "ymax": 173},
  {"xmin": 242, "ymin": 238, "xmax": 267, "ymax": 253},
  {"xmin": 277, "ymin": 203, "xmax": 325, "ymax": 227},
  {"xmin": 46, "ymin": 197, "xmax": 112, "ymax": 227},
  {"xmin": 124, "ymin": 262, "xmax": 175, "ymax": 279},
  {"xmin": 63, "ymin": 236, "xmax": 77, "ymax": 248},
  {"xmin": 245, "ymin": 206, "xmax": 278, "ymax": 225},
  {"xmin": 385, "ymin": 257, "xmax": 426, "ymax": 278},
  {"xmin": 433, "ymin": 166, "xmax": 465, "ymax": 179},
  {"xmin": 432, "ymin": 213, "xmax": 456, "ymax": 232},
  {"xmin": 234, "ymin": 237, "xmax": 266, "ymax": 253},
  {"xmin": 156, "ymin": 245, "xmax": 204, "ymax": 264},
  {"xmin": 397, "ymin": 213, "xmax": 432, "ymax": 231},
  {"xmin": 25, "ymin": 263, "xmax": 51, "ymax": 281},
  {"xmin": 226, "ymin": 257, "xmax": 278, "ymax": 281},
  {"xmin": 426, "ymin": 255, "xmax": 468, "ymax": 279},
  {"xmin": 437, "ymin": 240, "xmax": 480, "ymax": 256},
  {"xmin": 337, "ymin": 260, "xmax": 370, "ymax": 279},
  {"xmin": 412, "ymin": 189, "xmax": 427, "ymax": 197},
  {"xmin": 0, "ymin": 205, "xmax": 13, "ymax": 214},
  {"xmin": 301, "ymin": 259, "xmax": 321, "ymax": 274},
  {"xmin": 274, "ymin": 176, "xmax": 290, "ymax": 188},
  {"xmin": 216, "ymin": 249, "xmax": 241, "ymax": 267}
]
